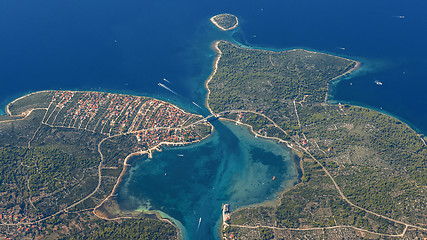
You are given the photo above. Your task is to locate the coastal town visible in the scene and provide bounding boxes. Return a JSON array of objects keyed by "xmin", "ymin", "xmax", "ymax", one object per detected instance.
[
  {"xmin": 42, "ymin": 91, "xmax": 211, "ymax": 150},
  {"xmin": 0, "ymin": 90, "xmax": 212, "ymax": 239}
]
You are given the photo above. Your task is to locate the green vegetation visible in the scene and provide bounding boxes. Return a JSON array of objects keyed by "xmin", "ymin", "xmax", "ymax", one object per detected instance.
[
  {"xmin": 275, "ymin": 198, "xmax": 303, "ymax": 228},
  {"xmin": 0, "ymin": 145, "xmax": 98, "ymax": 217},
  {"xmin": 209, "ymin": 41, "xmax": 426, "ymax": 238},
  {"xmin": 62, "ymin": 218, "xmax": 177, "ymax": 240},
  {"xmin": 6, "ymin": 91, "xmax": 53, "ymax": 116},
  {"xmin": 230, "ymin": 159, "xmax": 406, "ymax": 236},
  {"xmin": 0, "ymin": 146, "xmax": 95, "ymax": 193},
  {"xmin": 0, "ymin": 90, "xmax": 210, "ymax": 239},
  {"xmin": 259, "ymin": 227, "xmax": 274, "ymax": 240},
  {"xmin": 211, "ymin": 13, "xmax": 238, "ymax": 30},
  {"xmin": 209, "ymin": 41, "xmax": 355, "ymax": 113}
]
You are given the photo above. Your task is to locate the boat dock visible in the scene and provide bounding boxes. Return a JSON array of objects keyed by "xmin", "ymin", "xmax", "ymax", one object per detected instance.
[{"xmin": 222, "ymin": 203, "xmax": 230, "ymax": 225}]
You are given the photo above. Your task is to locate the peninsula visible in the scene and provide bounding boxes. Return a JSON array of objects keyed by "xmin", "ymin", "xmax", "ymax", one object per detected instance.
[
  {"xmin": 206, "ymin": 41, "xmax": 427, "ymax": 239},
  {"xmin": 210, "ymin": 14, "xmax": 239, "ymax": 31},
  {"xmin": 0, "ymin": 90, "xmax": 213, "ymax": 239},
  {"xmin": 1, "ymin": 41, "xmax": 426, "ymax": 239}
]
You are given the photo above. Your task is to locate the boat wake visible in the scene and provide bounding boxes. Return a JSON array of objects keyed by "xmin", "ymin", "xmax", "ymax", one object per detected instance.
[
  {"xmin": 393, "ymin": 15, "xmax": 405, "ymax": 19},
  {"xmin": 192, "ymin": 102, "xmax": 202, "ymax": 109},
  {"xmin": 158, "ymin": 83, "xmax": 178, "ymax": 95},
  {"xmin": 197, "ymin": 217, "xmax": 202, "ymax": 231}
]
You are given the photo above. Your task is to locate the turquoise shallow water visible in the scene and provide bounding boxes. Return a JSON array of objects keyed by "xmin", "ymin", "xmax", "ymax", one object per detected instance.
[
  {"xmin": 117, "ymin": 120, "xmax": 298, "ymax": 240},
  {"xmin": 1, "ymin": 0, "xmax": 427, "ymax": 239}
]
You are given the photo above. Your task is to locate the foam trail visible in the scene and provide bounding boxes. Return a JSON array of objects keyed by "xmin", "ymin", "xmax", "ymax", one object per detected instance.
[
  {"xmin": 158, "ymin": 83, "xmax": 178, "ymax": 95},
  {"xmin": 197, "ymin": 217, "xmax": 202, "ymax": 231},
  {"xmin": 192, "ymin": 102, "xmax": 202, "ymax": 109},
  {"xmin": 393, "ymin": 15, "xmax": 405, "ymax": 19}
]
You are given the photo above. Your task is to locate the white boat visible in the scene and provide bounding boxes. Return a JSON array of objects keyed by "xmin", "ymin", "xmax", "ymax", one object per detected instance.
[
  {"xmin": 197, "ymin": 217, "xmax": 202, "ymax": 231},
  {"xmin": 374, "ymin": 80, "xmax": 383, "ymax": 85}
]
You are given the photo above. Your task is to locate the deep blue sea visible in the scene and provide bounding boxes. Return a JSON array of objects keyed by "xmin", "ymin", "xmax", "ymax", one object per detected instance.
[{"xmin": 1, "ymin": 0, "xmax": 426, "ymax": 239}]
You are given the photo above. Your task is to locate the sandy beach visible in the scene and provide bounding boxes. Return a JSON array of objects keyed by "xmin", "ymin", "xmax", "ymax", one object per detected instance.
[
  {"xmin": 205, "ymin": 41, "xmax": 362, "ymax": 112},
  {"xmin": 331, "ymin": 60, "xmax": 361, "ymax": 81},
  {"xmin": 205, "ymin": 41, "xmax": 222, "ymax": 115},
  {"xmin": 210, "ymin": 14, "xmax": 239, "ymax": 31}
]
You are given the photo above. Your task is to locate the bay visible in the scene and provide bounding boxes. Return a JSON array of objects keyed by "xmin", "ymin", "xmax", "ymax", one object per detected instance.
[
  {"xmin": 118, "ymin": 120, "xmax": 298, "ymax": 239},
  {"xmin": 1, "ymin": 0, "xmax": 426, "ymax": 239}
]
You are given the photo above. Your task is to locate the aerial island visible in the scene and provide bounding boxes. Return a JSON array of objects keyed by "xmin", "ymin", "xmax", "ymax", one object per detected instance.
[
  {"xmin": 206, "ymin": 41, "xmax": 427, "ymax": 239},
  {"xmin": 0, "ymin": 91, "xmax": 212, "ymax": 239},
  {"xmin": 210, "ymin": 13, "xmax": 239, "ymax": 31},
  {"xmin": 1, "ymin": 41, "xmax": 426, "ymax": 240}
]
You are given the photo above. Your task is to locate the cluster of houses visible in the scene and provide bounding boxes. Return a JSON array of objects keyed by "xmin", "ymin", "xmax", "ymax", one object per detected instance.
[
  {"xmin": 51, "ymin": 91, "xmax": 75, "ymax": 109},
  {"xmin": 136, "ymin": 127, "xmax": 201, "ymax": 149},
  {"xmin": 0, "ymin": 213, "xmax": 43, "ymax": 239},
  {"xmin": 46, "ymin": 91, "xmax": 203, "ymax": 146},
  {"xmin": 140, "ymin": 100, "xmax": 191, "ymax": 130}
]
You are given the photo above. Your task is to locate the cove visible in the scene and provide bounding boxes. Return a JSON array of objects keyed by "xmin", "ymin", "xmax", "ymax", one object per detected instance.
[{"xmin": 117, "ymin": 120, "xmax": 299, "ymax": 239}]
